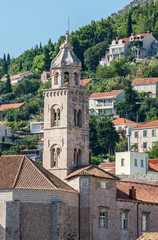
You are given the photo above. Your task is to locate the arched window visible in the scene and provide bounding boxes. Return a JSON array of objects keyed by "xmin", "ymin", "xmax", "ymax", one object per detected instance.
[
  {"xmin": 50, "ymin": 146, "xmax": 60, "ymax": 168},
  {"xmin": 54, "ymin": 72, "xmax": 59, "ymax": 85},
  {"xmin": 74, "ymin": 107, "xmax": 82, "ymax": 127},
  {"xmin": 64, "ymin": 72, "xmax": 69, "ymax": 85},
  {"xmin": 51, "ymin": 106, "xmax": 61, "ymax": 127},
  {"xmin": 74, "ymin": 72, "xmax": 79, "ymax": 85},
  {"xmin": 73, "ymin": 146, "xmax": 82, "ymax": 166}
]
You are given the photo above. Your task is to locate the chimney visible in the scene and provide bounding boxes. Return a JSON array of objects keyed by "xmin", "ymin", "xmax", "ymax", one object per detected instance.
[
  {"xmin": 131, "ymin": 33, "xmax": 134, "ymax": 36},
  {"xmin": 129, "ymin": 186, "xmax": 136, "ymax": 199},
  {"xmin": 116, "ymin": 37, "xmax": 119, "ymax": 41}
]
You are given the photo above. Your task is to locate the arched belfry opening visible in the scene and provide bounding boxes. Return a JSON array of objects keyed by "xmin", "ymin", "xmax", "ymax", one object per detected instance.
[
  {"xmin": 74, "ymin": 145, "xmax": 82, "ymax": 166},
  {"xmin": 74, "ymin": 72, "xmax": 79, "ymax": 86},
  {"xmin": 74, "ymin": 106, "xmax": 82, "ymax": 127},
  {"xmin": 64, "ymin": 72, "xmax": 69, "ymax": 85},
  {"xmin": 51, "ymin": 105, "xmax": 61, "ymax": 127},
  {"xmin": 50, "ymin": 145, "xmax": 61, "ymax": 168}
]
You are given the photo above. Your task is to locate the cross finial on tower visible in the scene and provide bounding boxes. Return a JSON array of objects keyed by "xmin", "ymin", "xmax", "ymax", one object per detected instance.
[{"xmin": 66, "ymin": 30, "xmax": 69, "ymax": 43}]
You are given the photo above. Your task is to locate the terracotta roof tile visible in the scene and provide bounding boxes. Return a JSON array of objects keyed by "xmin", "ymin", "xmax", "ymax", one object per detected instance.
[
  {"xmin": 117, "ymin": 181, "xmax": 158, "ymax": 204},
  {"xmin": 80, "ymin": 78, "xmax": 93, "ymax": 86},
  {"xmin": 0, "ymin": 103, "xmax": 24, "ymax": 111},
  {"xmin": 108, "ymin": 168, "xmax": 115, "ymax": 173},
  {"xmin": 133, "ymin": 120, "xmax": 158, "ymax": 129},
  {"xmin": 137, "ymin": 232, "xmax": 158, "ymax": 240},
  {"xmin": 65, "ymin": 165, "xmax": 119, "ymax": 180},
  {"xmin": 0, "ymin": 155, "xmax": 76, "ymax": 193},
  {"xmin": 89, "ymin": 90, "xmax": 124, "ymax": 99},
  {"xmin": 98, "ymin": 162, "xmax": 115, "ymax": 168},
  {"xmin": 132, "ymin": 78, "xmax": 158, "ymax": 85},
  {"xmin": 112, "ymin": 118, "xmax": 137, "ymax": 125},
  {"xmin": 148, "ymin": 162, "xmax": 158, "ymax": 172},
  {"xmin": 10, "ymin": 71, "xmax": 33, "ymax": 78},
  {"xmin": 148, "ymin": 158, "xmax": 158, "ymax": 164}
]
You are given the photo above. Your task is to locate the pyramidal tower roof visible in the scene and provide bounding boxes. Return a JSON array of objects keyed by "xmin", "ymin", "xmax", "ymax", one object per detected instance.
[{"xmin": 51, "ymin": 31, "xmax": 82, "ymax": 69}]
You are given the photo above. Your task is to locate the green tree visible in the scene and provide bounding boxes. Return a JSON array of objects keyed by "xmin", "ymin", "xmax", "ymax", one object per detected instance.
[
  {"xmin": 146, "ymin": 141, "xmax": 158, "ymax": 159},
  {"xmin": 43, "ymin": 46, "xmax": 51, "ymax": 71},
  {"xmin": 3, "ymin": 54, "xmax": 7, "ymax": 75},
  {"xmin": 97, "ymin": 117, "xmax": 119, "ymax": 155},
  {"xmin": 84, "ymin": 41, "xmax": 108, "ymax": 71},
  {"xmin": 6, "ymin": 74, "xmax": 12, "ymax": 93},
  {"xmin": 126, "ymin": 12, "xmax": 133, "ymax": 37},
  {"xmin": 115, "ymin": 81, "xmax": 139, "ymax": 121}
]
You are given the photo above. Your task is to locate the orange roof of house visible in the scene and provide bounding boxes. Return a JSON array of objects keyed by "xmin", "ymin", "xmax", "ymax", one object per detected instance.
[
  {"xmin": 148, "ymin": 162, "xmax": 158, "ymax": 172},
  {"xmin": 65, "ymin": 165, "xmax": 119, "ymax": 180},
  {"xmin": 0, "ymin": 103, "xmax": 24, "ymax": 111},
  {"xmin": 133, "ymin": 120, "xmax": 158, "ymax": 129},
  {"xmin": 132, "ymin": 78, "xmax": 158, "ymax": 85},
  {"xmin": 148, "ymin": 158, "xmax": 158, "ymax": 164},
  {"xmin": 117, "ymin": 181, "xmax": 158, "ymax": 203},
  {"xmin": 10, "ymin": 71, "xmax": 33, "ymax": 78},
  {"xmin": 111, "ymin": 33, "xmax": 150, "ymax": 45},
  {"xmin": 80, "ymin": 78, "xmax": 93, "ymax": 86},
  {"xmin": 112, "ymin": 118, "xmax": 137, "ymax": 125},
  {"xmin": 89, "ymin": 90, "xmax": 124, "ymax": 99},
  {"xmin": 99, "ymin": 162, "xmax": 115, "ymax": 168},
  {"xmin": 108, "ymin": 168, "xmax": 115, "ymax": 173}
]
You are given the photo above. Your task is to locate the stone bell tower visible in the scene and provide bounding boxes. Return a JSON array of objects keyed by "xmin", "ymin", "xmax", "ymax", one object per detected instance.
[{"xmin": 43, "ymin": 31, "xmax": 90, "ymax": 180}]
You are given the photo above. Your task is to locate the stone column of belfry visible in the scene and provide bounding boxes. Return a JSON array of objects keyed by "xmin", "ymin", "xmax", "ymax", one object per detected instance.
[{"xmin": 43, "ymin": 31, "xmax": 90, "ymax": 181}]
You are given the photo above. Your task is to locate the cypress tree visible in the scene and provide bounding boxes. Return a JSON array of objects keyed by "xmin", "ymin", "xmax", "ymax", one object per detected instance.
[
  {"xmin": 19, "ymin": 59, "xmax": 22, "ymax": 72},
  {"xmin": 43, "ymin": 46, "xmax": 51, "ymax": 70},
  {"xmin": 126, "ymin": 12, "xmax": 133, "ymax": 37},
  {"xmin": 3, "ymin": 54, "xmax": 7, "ymax": 75},
  {"xmin": 6, "ymin": 74, "xmax": 12, "ymax": 93},
  {"xmin": 7, "ymin": 54, "xmax": 10, "ymax": 70}
]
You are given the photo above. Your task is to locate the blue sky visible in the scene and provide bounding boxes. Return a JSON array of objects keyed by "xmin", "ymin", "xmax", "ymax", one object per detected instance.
[{"xmin": 0, "ymin": 0, "xmax": 130, "ymax": 58}]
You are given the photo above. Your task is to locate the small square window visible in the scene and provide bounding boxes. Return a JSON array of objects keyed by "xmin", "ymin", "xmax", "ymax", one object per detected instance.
[
  {"xmin": 81, "ymin": 179, "xmax": 88, "ymax": 188},
  {"xmin": 152, "ymin": 129, "xmax": 156, "ymax": 137},
  {"xmin": 143, "ymin": 130, "xmax": 147, "ymax": 137},
  {"xmin": 141, "ymin": 160, "xmax": 144, "ymax": 167},
  {"xmin": 121, "ymin": 158, "xmax": 125, "ymax": 167},
  {"xmin": 101, "ymin": 182, "xmax": 107, "ymax": 189},
  {"xmin": 143, "ymin": 142, "xmax": 147, "ymax": 149}
]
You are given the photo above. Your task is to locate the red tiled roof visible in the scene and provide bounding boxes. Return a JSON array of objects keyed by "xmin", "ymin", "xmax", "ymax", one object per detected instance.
[
  {"xmin": 10, "ymin": 71, "xmax": 33, "ymax": 78},
  {"xmin": 111, "ymin": 33, "xmax": 150, "ymax": 45},
  {"xmin": 112, "ymin": 118, "xmax": 137, "ymax": 125},
  {"xmin": 148, "ymin": 162, "xmax": 158, "ymax": 172},
  {"xmin": 148, "ymin": 158, "xmax": 158, "ymax": 164},
  {"xmin": 89, "ymin": 90, "xmax": 124, "ymax": 99},
  {"xmin": 65, "ymin": 165, "xmax": 119, "ymax": 180},
  {"xmin": 133, "ymin": 120, "xmax": 158, "ymax": 129},
  {"xmin": 117, "ymin": 181, "xmax": 158, "ymax": 203},
  {"xmin": 80, "ymin": 78, "xmax": 93, "ymax": 86},
  {"xmin": 0, "ymin": 103, "xmax": 24, "ymax": 111},
  {"xmin": 99, "ymin": 162, "xmax": 115, "ymax": 168},
  {"xmin": 132, "ymin": 78, "xmax": 158, "ymax": 85},
  {"xmin": 108, "ymin": 168, "xmax": 115, "ymax": 173},
  {"xmin": 0, "ymin": 155, "xmax": 76, "ymax": 193}
]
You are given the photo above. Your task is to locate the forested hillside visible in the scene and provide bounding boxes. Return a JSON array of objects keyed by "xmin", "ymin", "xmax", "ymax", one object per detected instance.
[{"xmin": 0, "ymin": 0, "xmax": 158, "ymax": 77}]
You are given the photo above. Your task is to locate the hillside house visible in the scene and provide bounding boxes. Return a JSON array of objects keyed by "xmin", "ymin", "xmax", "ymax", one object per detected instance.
[
  {"xmin": 41, "ymin": 71, "xmax": 51, "ymax": 83},
  {"xmin": 0, "ymin": 124, "xmax": 12, "ymax": 143},
  {"xmin": 89, "ymin": 90, "xmax": 124, "ymax": 116},
  {"xmin": 131, "ymin": 120, "xmax": 158, "ymax": 152},
  {"xmin": 112, "ymin": 118, "xmax": 138, "ymax": 132},
  {"xmin": 9, "ymin": 71, "xmax": 33, "ymax": 85},
  {"xmin": 100, "ymin": 32, "xmax": 158, "ymax": 66},
  {"xmin": 132, "ymin": 77, "xmax": 158, "ymax": 98}
]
